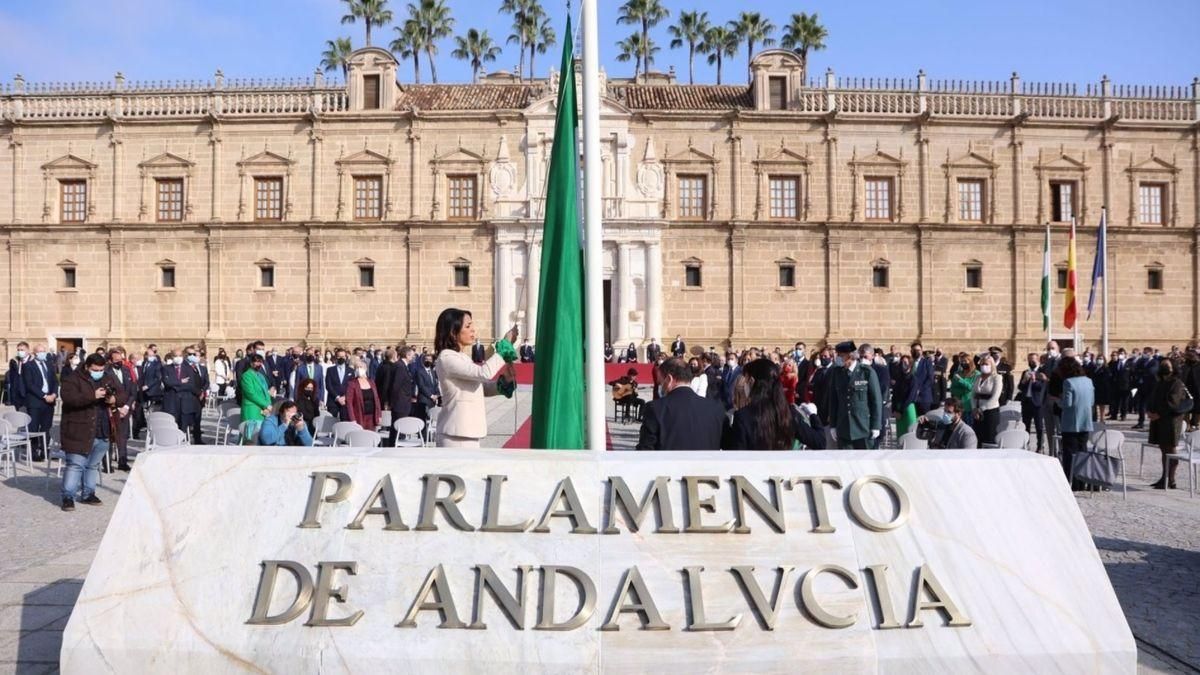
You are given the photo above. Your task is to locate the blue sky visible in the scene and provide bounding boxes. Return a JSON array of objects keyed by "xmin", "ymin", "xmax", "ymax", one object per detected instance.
[{"xmin": 0, "ymin": 0, "xmax": 1196, "ymax": 88}]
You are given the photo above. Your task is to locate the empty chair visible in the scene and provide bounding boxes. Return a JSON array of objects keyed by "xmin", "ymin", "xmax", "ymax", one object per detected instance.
[
  {"xmin": 899, "ymin": 432, "xmax": 928, "ymax": 450},
  {"xmin": 147, "ymin": 411, "xmax": 176, "ymax": 424},
  {"xmin": 333, "ymin": 421, "xmax": 363, "ymax": 446},
  {"xmin": 153, "ymin": 427, "xmax": 189, "ymax": 449},
  {"xmin": 392, "ymin": 417, "xmax": 425, "ymax": 448},
  {"xmin": 312, "ymin": 414, "xmax": 338, "ymax": 446},
  {"xmin": 0, "ymin": 425, "xmax": 14, "ymax": 478},
  {"xmin": 995, "ymin": 428, "xmax": 1030, "ymax": 451},
  {"xmin": 425, "ymin": 407, "xmax": 442, "ymax": 446},
  {"xmin": 345, "ymin": 429, "xmax": 382, "ymax": 448},
  {"xmin": 1, "ymin": 410, "xmax": 40, "ymax": 471},
  {"xmin": 237, "ymin": 420, "xmax": 262, "ymax": 446},
  {"xmin": 1164, "ymin": 430, "xmax": 1200, "ymax": 498},
  {"xmin": 220, "ymin": 408, "xmax": 243, "ymax": 445}
]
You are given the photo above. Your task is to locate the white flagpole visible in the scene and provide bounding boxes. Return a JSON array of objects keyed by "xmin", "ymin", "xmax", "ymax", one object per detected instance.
[
  {"xmin": 581, "ymin": 0, "xmax": 606, "ymax": 452},
  {"xmin": 1071, "ymin": 217, "xmax": 1080, "ymax": 352},
  {"xmin": 1046, "ymin": 221, "xmax": 1052, "ymax": 348},
  {"xmin": 1101, "ymin": 207, "xmax": 1109, "ymax": 360}
]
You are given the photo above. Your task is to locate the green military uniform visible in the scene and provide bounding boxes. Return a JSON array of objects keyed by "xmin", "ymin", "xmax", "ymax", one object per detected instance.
[{"xmin": 828, "ymin": 362, "xmax": 882, "ymax": 449}]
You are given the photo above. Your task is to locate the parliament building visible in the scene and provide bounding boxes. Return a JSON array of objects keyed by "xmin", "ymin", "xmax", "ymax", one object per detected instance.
[{"xmin": 0, "ymin": 48, "xmax": 1197, "ymax": 360}]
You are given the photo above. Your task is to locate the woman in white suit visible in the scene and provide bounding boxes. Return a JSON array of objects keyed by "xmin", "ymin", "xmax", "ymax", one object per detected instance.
[{"xmin": 432, "ymin": 308, "xmax": 518, "ymax": 447}]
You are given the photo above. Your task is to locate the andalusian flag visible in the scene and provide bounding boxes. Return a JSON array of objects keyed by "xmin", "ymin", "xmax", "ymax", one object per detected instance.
[
  {"xmin": 530, "ymin": 17, "xmax": 585, "ymax": 450},
  {"xmin": 1064, "ymin": 218, "xmax": 1078, "ymax": 330},
  {"xmin": 1041, "ymin": 223, "xmax": 1051, "ymax": 331}
]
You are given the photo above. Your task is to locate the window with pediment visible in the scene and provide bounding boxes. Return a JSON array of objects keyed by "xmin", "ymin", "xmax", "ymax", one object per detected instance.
[
  {"xmin": 663, "ymin": 142, "xmax": 719, "ymax": 221},
  {"xmin": 138, "ymin": 152, "xmax": 194, "ymax": 223},
  {"xmin": 942, "ymin": 146, "xmax": 997, "ymax": 225},
  {"xmin": 237, "ymin": 150, "xmax": 294, "ymax": 222},
  {"xmin": 1035, "ymin": 150, "xmax": 1089, "ymax": 225},
  {"xmin": 1125, "ymin": 153, "xmax": 1179, "ymax": 227},
  {"xmin": 41, "ymin": 154, "xmax": 96, "ymax": 224},
  {"xmin": 850, "ymin": 147, "xmax": 906, "ymax": 223},
  {"xmin": 754, "ymin": 143, "xmax": 810, "ymax": 222},
  {"xmin": 430, "ymin": 147, "xmax": 488, "ymax": 221},
  {"xmin": 337, "ymin": 148, "xmax": 394, "ymax": 222}
]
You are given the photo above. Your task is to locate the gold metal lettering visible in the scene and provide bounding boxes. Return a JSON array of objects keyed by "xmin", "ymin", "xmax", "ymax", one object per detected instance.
[
  {"xmin": 906, "ymin": 564, "xmax": 972, "ymax": 628},
  {"xmin": 684, "ymin": 476, "xmax": 734, "ymax": 533},
  {"xmin": 346, "ymin": 475, "xmax": 409, "ymax": 531},
  {"xmin": 480, "ymin": 475, "xmax": 533, "ymax": 533},
  {"xmin": 683, "ymin": 566, "xmax": 741, "ymax": 631},
  {"xmin": 799, "ymin": 564, "xmax": 860, "ymax": 629},
  {"xmin": 414, "ymin": 474, "xmax": 476, "ymax": 532},
  {"xmin": 298, "ymin": 471, "xmax": 352, "ymax": 528},
  {"xmin": 306, "ymin": 561, "xmax": 364, "ymax": 627},
  {"xmin": 468, "ymin": 565, "xmax": 531, "ymax": 630},
  {"xmin": 730, "ymin": 475, "xmax": 786, "ymax": 534},
  {"xmin": 789, "ymin": 476, "xmax": 843, "ymax": 533},
  {"xmin": 246, "ymin": 560, "xmax": 314, "ymax": 625},
  {"xmin": 532, "ymin": 477, "xmax": 597, "ymax": 534},
  {"xmin": 846, "ymin": 475, "xmax": 911, "ymax": 532},
  {"xmin": 397, "ymin": 563, "xmax": 466, "ymax": 629},
  {"xmin": 534, "ymin": 565, "xmax": 597, "ymax": 631},
  {"xmin": 729, "ymin": 566, "xmax": 794, "ymax": 630},
  {"xmin": 863, "ymin": 564, "xmax": 903, "ymax": 629},
  {"xmin": 602, "ymin": 476, "xmax": 678, "ymax": 534},
  {"xmin": 599, "ymin": 566, "xmax": 670, "ymax": 631}
]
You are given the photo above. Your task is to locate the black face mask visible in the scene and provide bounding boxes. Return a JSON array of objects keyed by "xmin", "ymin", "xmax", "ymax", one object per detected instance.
[
  {"xmin": 304, "ymin": 355, "xmax": 315, "ymax": 363},
  {"xmin": 336, "ymin": 357, "xmax": 346, "ymax": 365},
  {"xmin": 423, "ymin": 360, "xmax": 433, "ymax": 368}
]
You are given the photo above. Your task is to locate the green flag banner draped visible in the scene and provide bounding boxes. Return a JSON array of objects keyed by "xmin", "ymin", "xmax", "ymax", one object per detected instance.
[{"xmin": 530, "ymin": 16, "xmax": 586, "ymax": 450}]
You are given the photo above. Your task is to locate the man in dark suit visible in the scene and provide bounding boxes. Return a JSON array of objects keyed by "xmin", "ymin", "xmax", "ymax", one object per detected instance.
[
  {"xmin": 375, "ymin": 349, "xmax": 397, "ymax": 408},
  {"xmin": 1132, "ymin": 347, "xmax": 1158, "ymax": 430},
  {"xmin": 291, "ymin": 353, "xmax": 326, "ymax": 403},
  {"xmin": 6, "ymin": 341, "xmax": 29, "ymax": 410},
  {"xmin": 162, "ymin": 349, "xmax": 205, "ymax": 444},
  {"xmin": 860, "ymin": 344, "xmax": 890, "ymax": 447},
  {"xmin": 670, "ymin": 335, "xmax": 686, "ymax": 358},
  {"xmin": 21, "ymin": 344, "xmax": 58, "ymax": 461},
  {"xmin": 1038, "ymin": 341, "xmax": 1062, "ymax": 456},
  {"xmin": 471, "ymin": 340, "xmax": 486, "ymax": 364},
  {"xmin": 410, "ymin": 351, "xmax": 441, "ymax": 423},
  {"xmin": 387, "ymin": 348, "xmax": 417, "ymax": 446},
  {"xmin": 519, "ymin": 340, "xmax": 535, "ymax": 363},
  {"xmin": 904, "ymin": 342, "xmax": 935, "ymax": 416},
  {"xmin": 325, "ymin": 348, "xmax": 353, "ymax": 420},
  {"xmin": 645, "ymin": 339, "xmax": 662, "ymax": 364},
  {"xmin": 106, "ymin": 348, "xmax": 138, "ymax": 469},
  {"xmin": 1107, "ymin": 349, "xmax": 1131, "ymax": 420},
  {"xmin": 636, "ymin": 357, "xmax": 725, "ymax": 450}
]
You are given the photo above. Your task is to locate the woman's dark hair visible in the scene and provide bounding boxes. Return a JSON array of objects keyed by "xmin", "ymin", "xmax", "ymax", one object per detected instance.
[
  {"xmin": 277, "ymin": 400, "xmax": 297, "ymax": 420},
  {"xmin": 743, "ymin": 359, "xmax": 793, "ymax": 450},
  {"xmin": 84, "ymin": 353, "xmax": 107, "ymax": 369},
  {"xmin": 1158, "ymin": 359, "xmax": 1174, "ymax": 378},
  {"xmin": 249, "ymin": 353, "xmax": 265, "ymax": 365},
  {"xmin": 435, "ymin": 308, "xmax": 471, "ymax": 354},
  {"xmin": 297, "ymin": 378, "xmax": 317, "ymax": 399},
  {"xmin": 1060, "ymin": 357, "xmax": 1085, "ymax": 379}
]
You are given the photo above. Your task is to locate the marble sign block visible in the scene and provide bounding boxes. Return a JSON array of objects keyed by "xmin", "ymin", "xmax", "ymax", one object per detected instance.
[{"xmin": 62, "ymin": 448, "xmax": 1135, "ymax": 674}]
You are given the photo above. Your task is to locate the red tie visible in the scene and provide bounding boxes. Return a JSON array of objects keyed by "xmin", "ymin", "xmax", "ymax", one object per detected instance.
[{"xmin": 176, "ymin": 366, "xmax": 182, "ymax": 379}]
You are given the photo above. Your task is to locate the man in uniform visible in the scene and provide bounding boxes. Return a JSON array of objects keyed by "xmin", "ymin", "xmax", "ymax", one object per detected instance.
[{"xmin": 827, "ymin": 340, "xmax": 882, "ymax": 450}]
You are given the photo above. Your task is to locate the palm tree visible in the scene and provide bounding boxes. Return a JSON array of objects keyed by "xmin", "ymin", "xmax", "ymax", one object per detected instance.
[
  {"xmin": 320, "ymin": 37, "xmax": 355, "ymax": 80},
  {"xmin": 615, "ymin": 33, "xmax": 643, "ymax": 78},
  {"xmin": 528, "ymin": 13, "xmax": 555, "ymax": 79},
  {"xmin": 732, "ymin": 12, "xmax": 776, "ymax": 83},
  {"xmin": 700, "ymin": 25, "xmax": 738, "ymax": 85},
  {"xmin": 781, "ymin": 12, "xmax": 828, "ymax": 83},
  {"xmin": 390, "ymin": 19, "xmax": 425, "ymax": 83},
  {"xmin": 617, "ymin": 0, "xmax": 669, "ymax": 78},
  {"xmin": 501, "ymin": 0, "xmax": 545, "ymax": 82},
  {"xmin": 452, "ymin": 28, "xmax": 501, "ymax": 83},
  {"xmin": 408, "ymin": 0, "xmax": 454, "ymax": 84},
  {"xmin": 340, "ymin": 0, "xmax": 394, "ymax": 47},
  {"xmin": 667, "ymin": 10, "xmax": 709, "ymax": 85}
]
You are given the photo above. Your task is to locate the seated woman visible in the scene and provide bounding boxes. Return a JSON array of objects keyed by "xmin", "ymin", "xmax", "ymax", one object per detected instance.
[
  {"xmin": 294, "ymin": 377, "xmax": 321, "ymax": 435},
  {"xmin": 608, "ymin": 368, "xmax": 644, "ymax": 421},
  {"xmin": 344, "ymin": 359, "xmax": 382, "ymax": 431},
  {"xmin": 258, "ymin": 400, "xmax": 314, "ymax": 447},
  {"xmin": 723, "ymin": 359, "xmax": 826, "ymax": 450}
]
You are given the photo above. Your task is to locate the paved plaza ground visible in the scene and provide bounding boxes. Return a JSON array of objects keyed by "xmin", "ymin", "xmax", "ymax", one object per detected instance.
[{"xmin": 1, "ymin": 388, "xmax": 1197, "ymax": 674}]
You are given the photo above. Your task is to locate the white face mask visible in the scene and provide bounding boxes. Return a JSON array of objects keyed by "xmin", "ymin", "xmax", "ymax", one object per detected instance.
[{"xmin": 981, "ymin": 365, "xmax": 992, "ymax": 374}]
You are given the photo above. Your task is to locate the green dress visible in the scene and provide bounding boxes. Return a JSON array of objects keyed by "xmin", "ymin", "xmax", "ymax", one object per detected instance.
[
  {"xmin": 239, "ymin": 368, "xmax": 272, "ymax": 422},
  {"xmin": 951, "ymin": 372, "xmax": 980, "ymax": 416}
]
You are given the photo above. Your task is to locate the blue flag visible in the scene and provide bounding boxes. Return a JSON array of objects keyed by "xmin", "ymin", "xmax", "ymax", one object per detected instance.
[{"xmin": 1086, "ymin": 208, "xmax": 1106, "ymax": 320}]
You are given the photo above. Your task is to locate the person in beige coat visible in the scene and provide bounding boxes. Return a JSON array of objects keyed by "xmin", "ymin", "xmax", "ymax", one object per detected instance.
[
  {"xmin": 973, "ymin": 354, "xmax": 1004, "ymax": 445},
  {"xmin": 432, "ymin": 308, "xmax": 518, "ymax": 447}
]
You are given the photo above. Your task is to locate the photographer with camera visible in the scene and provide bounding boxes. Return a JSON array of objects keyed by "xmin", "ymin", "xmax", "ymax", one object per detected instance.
[
  {"xmin": 59, "ymin": 353, "xmax": 129, "ymax": 511},
  {"xmin": 915, "ymin": 397, "xmax": 978, "ymax": 450},
  {"xmin": 257, "ymin": 400, "xmax": 314, "ymax": 447}
]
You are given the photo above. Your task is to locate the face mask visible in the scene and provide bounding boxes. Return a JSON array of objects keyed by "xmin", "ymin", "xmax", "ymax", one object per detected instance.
[
  {"xmin": 34, "ymin": 352, "xmax": 46, "ymax": 362},
  {"xmin": 356, "ymin": 367, "xmax": 367, "ymax": 377},
  {"xmin": 727, "ymin": 360, "xmax": 736, "ymax": 368},
  {"xmin": 148, "ymin": 355, "xmax": 157, "ymax": 362},
  {"xmin": 336, "ymin": 357, "xmax": 346, "ymax": 366},
  {"xmin": 833, "ymin": 356, "xmax": 844, "ymax": 368},
  {"xmin": 90, "ymin": 370, "xmax": 104, "ymax": 381},
  {"xmin": 846, "ymin": 359, "xmax": 857, "ymax": 371},
  {"xmin": 70, "ymin": 359, "xmax": 80, "ymax": 367},
  {"xmin": 257, "ymin": 350, "xmax": 266, "ymax": 357},
  {"xmin": 1048, "ymin": 350, "xmax": 1059, "ymax": 358},
  {"xmin": 305, "ymin": 388, "xmax": 315, "ymax": 395},
  {"xmin": 187, "ymin": 355, "xmax": 199, "ymax": 365},
  {"xmin": 304, "ymin": 355, "xmax": 314, "ymax": 363},
  {"xmin": 171, "ymin": 356, "xmax": 182, "ymax": 365},
  {"xmin": 16, "ymin": 350, "xmax": 25, "ymax": 360},
  {"xmin": 981, "ymin": 365, "xmax": 992, "ymax": 374},
  {"xmin": 423, "ymin": 360, "xmax": 433, "ymax": 368},
  {"xmin": 940, "ymin": 412, "xmax": 955, "ymax": 425}
]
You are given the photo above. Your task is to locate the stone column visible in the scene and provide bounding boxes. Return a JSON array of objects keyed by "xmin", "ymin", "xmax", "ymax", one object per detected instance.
[
  {"xmin": 645, "ymin": 240, "xmax": 663, "ymax": 343},
  {"xmin": 826, "ymin": 234, "xmax": 841, "ymax": 338},
  {"xmin": 918, "ymin": 234, "xmax": 935, "ymax": 339},
  {"xmin": 205, "ymin": 237, "xmax": 225, "ymax": 341},
  {"xmin": 109, "ymin": 131, "xmax": 122, "ymax": 222},
  {"xmin": 7, "ymin": 133, "xmax": 21, "ymax": 223},
  {"xmin": 306, "ymin": 236, "xmax": 323, "ymax": 342},
  {"xmin": 917, "ymin": 129, "xmax": 930, "ymax": 222},
  {"xmin": 406, "ymin": 233, "xmax": 423, "ymax": 341},
  {"xmin": 407, "ymin": 126, "xmax": 421, "ymax": 220},
  {"xmin": 107, "ymin": 240, "xmax": 124, "ymax": 338},
  {"xmin": 730, "ymin": 226, "xmax": 747, "ymax": 340},
  {"xmin": 309, "ymin": 127, "xmax": 323, "ymax": 220},
  {"xmin": 1011, "ymin": 128, "xmax": 1024, "ymax": 225},
  {"xmin": 729, "ymin": 131, "xmax": 742, "ymax": 220},
  {"xmin": 495, "ymin": 242, "xmax": 513, "ymax": 338},
  {"xmin": 9, "ymin": 242, "xmax": 25, "ymax": 333},
  {"xmin": 208, "ymin": 128, "xmax": 222, "ymax": 222},
  {"xmin": 526, "ymin": 240, "xmax": 541, "ymax": 342},
  {"xmin": 616, "ymin": 242, "xmax": 633, "ymax": 344}
]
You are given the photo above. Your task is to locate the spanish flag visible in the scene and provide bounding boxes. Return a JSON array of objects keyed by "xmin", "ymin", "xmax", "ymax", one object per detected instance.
[{"xmin": 1064, "ymin": 218, "xmax": 1078, "ymax": 330}]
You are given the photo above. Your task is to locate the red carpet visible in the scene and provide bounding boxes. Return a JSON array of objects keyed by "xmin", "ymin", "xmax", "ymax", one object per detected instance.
[
  {"xmin": 502, "ymin": 415, "xmax": 614, "ymax": 450},
  {"xmin": 506, "ymin": 362, "xmax": 653, "ymax": 385}
]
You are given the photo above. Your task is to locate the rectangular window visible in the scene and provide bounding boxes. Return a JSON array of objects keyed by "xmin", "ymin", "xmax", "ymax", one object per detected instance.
[
  {"xmin": 677, "ymin": 174, "xmax": 707, "ymax": 219},
  {"xmin": 353, "ymin": 175, "xmax": 383, "ymax": 221},
  {"xmin": 453, "ymin": 265, "xmax": 471, "ymax": 288},
  {"xmin": 62, "ymin": 266, "xmax": 77, "ymax": 289},
  {"xmin": 448, "ymin": 175, "xmax": 477, "ymax": 220},
  {"xmin": 1147, "ymin": 268, "xmax": 1163, "ymax": 291},
  {"xmin": 359, "ymin": 265, "xmax": 375, "ymax": 288},
  {"xmin": 769, "ymin": 176, "xmax": 799, "ymax": 219},
  {"xmin": 260, "ymin": 265, "xmax": 275, "ymax": 289},
  {"xmin": 161, "ymin": 266, "xmax": 176, "ymax": 288},
  {"xmin": 59, "ymin": 180, "xmax": 87, "ymax": 223},
  {"xmin": 1139, "ymin": 183, "xmax": 1165, "ymax": 224},
  {"xmin": 685, "ymin": 265, "xmax": 702, "ymax": 288},
  {"xmin": 872, "ymin": 265, "xmax": 890, "ymax": 289},
  {"xmin": 155, "ymin": 178, "xmax": 184, "ymax": 222},
  {"xmin": 1056, "ymin": 268, "xmax": 1068, "ymax": 290},
  {"xmin": 254, "ymin": 177, "xmax": 283, "ymax": 221},
  {"xmin": 768, "ymin": 76, "xmax": 787, "ymax": 110},
  {"xmin": 864, "ymin": 177, "xmax": 892, "ymax": 221},
  {"xmin": 1050, "ymin": 181, "xmax": 1075, "ymax": 222},
  {"xmin": 363, "ymin": 74, "xmax": 381, "ymax": 110},
  {"xmin": 778, "ymin": 265, "xmax": 795, "ymax": 288},
  {"xmin": 957, "ymin": 179, "xmax": 984, "ymax": 222},
  {"xmin": 965, "ymin": 265, "xmax": 983, "ymax": 289}
]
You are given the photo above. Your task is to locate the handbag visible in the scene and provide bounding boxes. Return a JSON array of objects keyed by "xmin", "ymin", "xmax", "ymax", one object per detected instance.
[
  {"xmin": 1071, "ymin": 449, "xmax": 1120, "ymax": 489},
  {"xmin": 1172, "ymin": 386, "xmax": 1194, "ymax": 415}
]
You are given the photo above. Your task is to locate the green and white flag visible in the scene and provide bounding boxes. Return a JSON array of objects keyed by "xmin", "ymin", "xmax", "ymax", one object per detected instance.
[
  {"xmin": 1041, "ymin": 222, "xmax": 1051, "ymax": 331},
  {"xmin": 530, "ymin": 16, "xmax": 585, "ymax": 450}
]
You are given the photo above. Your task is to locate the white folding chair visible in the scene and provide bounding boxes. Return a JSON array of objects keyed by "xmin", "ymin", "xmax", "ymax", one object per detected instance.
[
  {"xmin": 393, "ymin": 417, "xmax": 425, "ymax": 448},
  {"xmin": 153, "ymin": 427, "xmax": 189, "ymax": 449},
  {"xmin": 333, "ymin": 421, "xmax": 363, "ymax": 446},
  {"xmin": 425, "ymin": 407, "xmax": 441, "ymax": 446},
  {"xmin": 346, "ymin": 429, "xmax": 382, "ymax": 448},
  {"xmin": 0, "ymin": 424, "xmax": 14, "ymax": 478},
  {"xmin": 0, "ymin": 411, "xmax": 40, "ymax": 471},
  {"xmin": 995, "ymin": 428, "xmax": 1030, "ymax": 451},
  {"xmin": 1164, "ymin": 430, "xmax": 1200, "ymax": 498},
  {"xmin": 313, "ymin": 414, "xmax": 337, "ymax": 446},
  {"xmin": 1087, "ymin": 429, "xmax": 1128, "ymax": 499},
  {"xmin": 378, "ymin": 410, "xmax": 393, "ymax": 433},
  {"xmin": 899, "ymin": 431, "xmax": 928, "ymax": 450}
]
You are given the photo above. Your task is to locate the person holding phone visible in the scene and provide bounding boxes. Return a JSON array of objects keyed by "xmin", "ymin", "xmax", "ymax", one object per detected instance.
[{"xmin": 432, "ymin": 308, "xmax": 517, "ymax": 447}]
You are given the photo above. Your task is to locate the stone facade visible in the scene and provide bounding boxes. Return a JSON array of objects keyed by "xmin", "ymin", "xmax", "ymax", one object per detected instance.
[{"xmin": 1, "ymin": 48, "xmax": 1198, "ymax": 359}]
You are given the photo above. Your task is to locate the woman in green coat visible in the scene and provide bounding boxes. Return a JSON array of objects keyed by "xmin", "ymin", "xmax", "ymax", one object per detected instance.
[
  {"xmin": 950, "ymin": 354, "xmax": 980, "ymax": 418},
  {"xmin": 239, "ymin": 353, "xmax": 273, "ymax": 425}
]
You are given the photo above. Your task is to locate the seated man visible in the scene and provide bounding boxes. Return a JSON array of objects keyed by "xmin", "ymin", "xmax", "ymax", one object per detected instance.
[
  {"xmin": 916, "ymin": 397, "xmax": 978, "ymax": 449},
  {"xmin": 608, "ymin": 368, "xmax": 644, "ymax": 421},
  {"xmin": 258, "ymin": 400, "xmax": 314, "ymax": 447}
]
